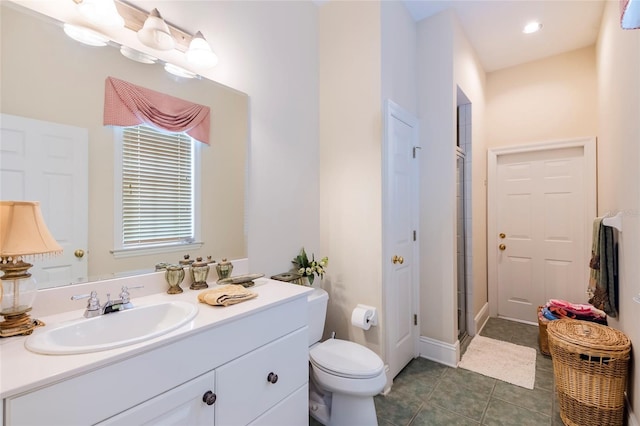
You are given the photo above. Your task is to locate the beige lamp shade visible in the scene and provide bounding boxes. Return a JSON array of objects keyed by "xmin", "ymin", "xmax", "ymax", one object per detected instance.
[{"xmin": 0, "ymin": 201, "xmax": 62, "ymax": 258}]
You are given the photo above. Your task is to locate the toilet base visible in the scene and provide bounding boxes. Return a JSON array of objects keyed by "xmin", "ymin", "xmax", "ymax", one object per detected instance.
[
  {"xmin": 309, "ymin": 375, "xmax": 379, "ymax": 426},
  {"xmin": 329, "ymin": 393, "xmax": 378, "ymax": 426}
]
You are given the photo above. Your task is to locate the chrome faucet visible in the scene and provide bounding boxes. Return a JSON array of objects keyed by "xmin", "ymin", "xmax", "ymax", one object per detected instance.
[{"xmin": 71, "ymin": 286, "xmax": 143, "ymax": 318}]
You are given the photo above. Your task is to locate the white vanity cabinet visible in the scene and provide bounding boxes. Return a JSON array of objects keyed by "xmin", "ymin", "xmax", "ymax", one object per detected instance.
[{"xmin": 2, "ymin": 287, "xmax": 310, "ymax": 426}]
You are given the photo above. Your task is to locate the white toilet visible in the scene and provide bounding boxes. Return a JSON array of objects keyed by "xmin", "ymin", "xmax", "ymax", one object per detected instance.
[{"xmin": 307, "ymin": 288, "xmax": 386, "ymax": 426}]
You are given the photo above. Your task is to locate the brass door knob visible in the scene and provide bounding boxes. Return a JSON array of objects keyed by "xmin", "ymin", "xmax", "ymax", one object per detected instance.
[
  {"xmin": 74, "ymin": 249, "xmax": 85, "ymax": 258},
  {"xmin": 499, "ymin": 233, "xmax": 506, "ymax": 239},
  {"xmin": 499, "ymin": 244, "xmax": 506, "ymax": 251},
  {"xmin": 392, "ymin": 255, "xmax": 404, "ymax": 265}
]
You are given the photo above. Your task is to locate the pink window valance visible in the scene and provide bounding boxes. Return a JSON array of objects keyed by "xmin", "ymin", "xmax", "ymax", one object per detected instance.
[{"xmin": 103, "ymin": 76, "xmax": 211, "ymax": 144}]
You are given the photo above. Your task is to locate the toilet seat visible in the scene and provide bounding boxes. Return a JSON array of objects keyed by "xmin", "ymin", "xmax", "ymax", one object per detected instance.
[{"xmin": 309, "ymin": 339, "xmax": 384, "ymax": 379}]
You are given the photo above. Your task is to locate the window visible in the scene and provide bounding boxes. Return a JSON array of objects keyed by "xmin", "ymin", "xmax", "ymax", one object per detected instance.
[{"xmin": 113, "ymin": 125, "xmax": 201, "ymax": 257}]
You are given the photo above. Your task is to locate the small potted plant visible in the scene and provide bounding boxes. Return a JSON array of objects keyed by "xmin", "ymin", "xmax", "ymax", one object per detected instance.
[{"xmin": 292, "ymin": 247, "xmax": 328, "ymax": 286}]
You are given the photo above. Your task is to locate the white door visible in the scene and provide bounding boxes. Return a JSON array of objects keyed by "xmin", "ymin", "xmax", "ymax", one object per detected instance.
[
  {"xmin": 0, "ymin": 114, "xmax": 88, "ymax": 288},
  {"xmin": 383, "ymin": 100, "xmax": 419, "ymax": 379},
  {"xmin": 488, "ymin": 139, "xmax": 596, "ymax": 323}
]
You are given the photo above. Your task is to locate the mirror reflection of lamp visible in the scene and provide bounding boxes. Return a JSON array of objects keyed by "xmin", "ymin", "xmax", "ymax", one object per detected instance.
[{"xmin": 0, "ymin": 201, "xmax": 62, "ymax": 337}]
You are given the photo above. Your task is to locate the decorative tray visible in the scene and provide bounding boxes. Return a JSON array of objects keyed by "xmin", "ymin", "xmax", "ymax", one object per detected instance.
[{"xmin": 217, "ymin": 273, "xmax": 265, "ymax": 288}]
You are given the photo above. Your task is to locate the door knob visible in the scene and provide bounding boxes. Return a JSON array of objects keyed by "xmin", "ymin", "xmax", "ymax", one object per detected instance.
[
  {"xmin": 392, "ymin": 255, "xmax": 404, "ymax": 265},
  {"xmin": 267, "ymin": 372, "xmax": 279, "ymax": 384},
  {"xmin": 499, "ymin": 233, "xmax": 506, "ymax": 239},
  {"xmin": 499, "ymin": 244, "xmax": 506, "ymax": 251},
  {"xmin": 74, "ymin": 249, "xmax": 85, "ymax": 258},
  {"xmin": 202, "ymin": 390, "xmax": 216, "ymax": 405}
]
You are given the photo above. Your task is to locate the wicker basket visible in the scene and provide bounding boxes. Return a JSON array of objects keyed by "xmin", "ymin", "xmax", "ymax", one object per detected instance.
[
  {"xmin": 547, "ymin": 319, "xmax": 631, "ymax": 426},
  {"xmin": 538, "ymin": 306, "xmax": 550, "ymax": 356}
]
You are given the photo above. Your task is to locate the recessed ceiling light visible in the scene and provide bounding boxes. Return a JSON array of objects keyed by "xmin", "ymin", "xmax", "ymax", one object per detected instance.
[{"xmin": 523, "ymin": 21, "xmax": 543, "ymax": 34}]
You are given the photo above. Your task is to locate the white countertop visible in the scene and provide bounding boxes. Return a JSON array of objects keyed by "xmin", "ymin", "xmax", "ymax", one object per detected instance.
[{"xmin": 0, "ymin": 278, "xmax": 312, "ymax": 399}]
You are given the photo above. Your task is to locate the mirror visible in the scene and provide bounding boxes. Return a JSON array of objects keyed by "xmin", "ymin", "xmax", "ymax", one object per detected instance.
[{"xmin": 0, "ymin": 3, "xmax": 248, "ymax": 287}]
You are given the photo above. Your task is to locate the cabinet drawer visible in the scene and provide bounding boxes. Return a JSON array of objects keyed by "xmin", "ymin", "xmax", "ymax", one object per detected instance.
[
  {"xmin": 215, "ymin": 327, "xmax": 308, "ymax": 426},
  {"xmin": 248, "ymin": 384, "xmax": 308, "ymax": 426},
  {"xmin": 99, "ymin": 371, "xmax": 215, "ymax": 425}
]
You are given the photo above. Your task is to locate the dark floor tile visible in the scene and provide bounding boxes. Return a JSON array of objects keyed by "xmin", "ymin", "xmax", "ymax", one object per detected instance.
[
  {"xmin": 411, "ymin": 401, "xmax": 481, "ymax": 426},
  {"xmin": 429, "ymin": 379, "xmax": 491, "ymax": 421},
  {"xmin": 534, "ymin": 366, "xmax": 555, "ymax": 391},
  {"xmin": 391, "ymin": 358, "xmax": 448, "ymax": 400},
  {"xmin": 536, "ymin": 352, "xmax": 554, "ymax": 372},
  {"xmin": 492, "ymin": 380, "xmax": 553, "ymax": 416},
  {"xmin": 482, "ymin": 398, "xmax": 552, "ymax": 426},
  {"xmin": 375, "ymin": 389, "xmax": 424, "ymax": 426},
  {"xmin": 441, "ymin": 365, "xmax": 497, "ymax": 395}
]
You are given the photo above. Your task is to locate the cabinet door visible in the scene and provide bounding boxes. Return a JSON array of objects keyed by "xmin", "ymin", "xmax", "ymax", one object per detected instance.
[
  {"xmin": 98, "ymin": 372, "xmax": 215, "ymax": 425},
  {"xmin": 248, "ymin": 384, "xmax": 308, "ymax": 426},
  {"xmin": 216, "ymin": 327, "xmax": 308, "ymax": 425}
]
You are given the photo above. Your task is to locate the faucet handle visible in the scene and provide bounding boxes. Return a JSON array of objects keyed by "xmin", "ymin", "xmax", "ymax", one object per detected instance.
[
  {"xmin": 119, "ymin": 285, "xmax": 143, "ymax": 305},
  {"xmin": 71, "ymin": 291, "xmax": 101, "ymax": 317}
]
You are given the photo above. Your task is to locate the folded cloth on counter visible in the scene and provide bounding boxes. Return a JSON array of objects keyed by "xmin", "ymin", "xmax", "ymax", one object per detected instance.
[{"xmin": 198, "ymin": 285, "xmax": 257, "ymax": 307}]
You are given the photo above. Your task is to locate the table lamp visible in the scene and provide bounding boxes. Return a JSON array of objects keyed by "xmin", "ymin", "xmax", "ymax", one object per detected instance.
[{"xmin": 0, "ymin": 201, "xmax": 62, "ymax": 337}]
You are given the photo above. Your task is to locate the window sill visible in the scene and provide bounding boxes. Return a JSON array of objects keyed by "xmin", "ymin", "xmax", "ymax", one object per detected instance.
[{"xmin": 111, "ymin": 242, "xmax": 204, "ymax": 259}]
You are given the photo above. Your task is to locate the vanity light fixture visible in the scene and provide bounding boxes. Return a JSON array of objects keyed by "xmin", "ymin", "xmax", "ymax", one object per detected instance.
[
  {"xmin": 120, "ymin": 45, "xmax": 158, "ymax": 64},
  {"xmin": 77, "ymin": 0, "xmax": 124, "ymax": 28},
  {"xmin": 523, "ymin": 21, "xmax": 543, "ymax": 34},
  {"xmin": 0, "ymin": 201, "xmax": 62, "ymax": 337},
  {"xmin": 137, "ymin": 8, "xmax": 175, "ymax": 51},
  {"xmin": 186, "ymin": 31, "xmax": 219, "ymax": 68},
  {"xmin": 164, "ymin": 63, "xmax": 198, "ymax": 79},
  {"xmin": 63, "ymin": 23, "xmax": 110, "ymax": 47}
]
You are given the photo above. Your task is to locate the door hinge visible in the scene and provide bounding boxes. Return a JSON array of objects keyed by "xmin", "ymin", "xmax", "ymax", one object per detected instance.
[
  {"xmin": 412, "ymin": 146, "xmax": 422, "ymax": 158},
  {"xmin": 413, "ymin": 314, "xmax": 417, "ymax": 326},
  {"xmin": 413, "ymin": 230, "xmax": 417, "ymax": 241}
]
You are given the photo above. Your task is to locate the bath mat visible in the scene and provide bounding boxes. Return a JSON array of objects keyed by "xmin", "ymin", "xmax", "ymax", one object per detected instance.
[{"xmin": 458, "ymin": 335, "xmax": 536, "ymax": 389}]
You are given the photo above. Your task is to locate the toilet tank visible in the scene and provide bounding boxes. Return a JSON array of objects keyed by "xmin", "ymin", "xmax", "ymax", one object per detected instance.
[{"xmin": 307, "ymin": 287, "xmax": 329, "ymax": 346}]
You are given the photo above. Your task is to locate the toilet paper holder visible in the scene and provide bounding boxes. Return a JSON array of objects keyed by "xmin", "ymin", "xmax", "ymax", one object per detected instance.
[{"xmin": 352, "ymin": 304, "xmax": 378, "ymax": 329}]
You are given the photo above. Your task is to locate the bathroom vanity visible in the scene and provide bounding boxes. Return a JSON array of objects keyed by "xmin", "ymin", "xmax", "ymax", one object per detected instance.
[{"xmin": 0, "ymin": 279, "xmax": 312, "ymax": 425}]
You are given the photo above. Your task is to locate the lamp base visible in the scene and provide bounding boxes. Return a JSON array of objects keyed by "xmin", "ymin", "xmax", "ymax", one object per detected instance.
[{"xmin": 0, "ymin": 310, "xmax": 44, "ymax": 337}]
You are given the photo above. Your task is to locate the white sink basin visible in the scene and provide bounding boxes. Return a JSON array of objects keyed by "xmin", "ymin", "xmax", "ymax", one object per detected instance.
[{"xmin": 25, "ymin": 301, "xmax": 198, "ymax": 355}]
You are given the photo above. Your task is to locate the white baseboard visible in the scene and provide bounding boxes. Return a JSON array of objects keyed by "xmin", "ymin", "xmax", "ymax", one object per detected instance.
[
  {"xmin": 418, "ymin": 335, "xmax": 459, "ymax": 367},
  {"xmin": 474, "ymin": 302, "xmax": 490, "ymax": 335}
]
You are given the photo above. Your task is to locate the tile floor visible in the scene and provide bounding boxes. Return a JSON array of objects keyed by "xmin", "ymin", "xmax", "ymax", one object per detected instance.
[{"xmin": 311, "ymin": 317, "xmax": 562, "ymax": 425}]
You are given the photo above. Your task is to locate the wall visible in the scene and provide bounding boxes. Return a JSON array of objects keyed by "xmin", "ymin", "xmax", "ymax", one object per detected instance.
[
  {"xmin": 201, "ymin": 1, "xmax": 321, "ymax": 277},
  {"xmin": 0, "ymin": 4, "xmax": 247, "ymax": 278},
  {"xmin": 2, "ymin": 1, "xmax": 321, "ymax": 284},
  {"xmin": 415, "ymin": 11, "xmax": 486, "ymax": 358},
  {"xmin": 596, "ymin": 0, "xmax": 640, "ymax": 419},
  {"xmin": 452, "ymin": 13, "xmax": 488, "ymax": 334},
  {"xmin": 319, "ymin": 0, "xmax": 384, "ymax": 353},
  {"xmin": 486, "ymin": 46, "xmax": 598, "ymax": 147},
  {"xmin": 416, "ymin": 10, "xmax": 457, "ymax": 346},
  {"xmin": 381, "ymin": 0, "xmax": 418, "ymax": 116}
]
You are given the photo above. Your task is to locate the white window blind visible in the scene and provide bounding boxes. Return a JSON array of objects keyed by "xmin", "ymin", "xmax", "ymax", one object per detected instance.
[{"xmin": 121, "ymin": 125, "xmax": 194, "ymax": 247}]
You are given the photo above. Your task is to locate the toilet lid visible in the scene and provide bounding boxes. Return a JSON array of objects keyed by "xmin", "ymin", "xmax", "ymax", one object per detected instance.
[{"xmin": 310, "ymin": 339, "xmax": 384, "ymax": 379}]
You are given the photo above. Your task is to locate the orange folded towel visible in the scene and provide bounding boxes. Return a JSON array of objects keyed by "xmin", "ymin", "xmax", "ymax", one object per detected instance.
[{"xmin": 198, "ymin": 285, "xmax": 257, "ymax": 307}]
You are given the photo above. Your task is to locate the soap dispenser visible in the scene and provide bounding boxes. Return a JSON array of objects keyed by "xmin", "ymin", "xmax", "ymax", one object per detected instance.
[
  {"xmin": 190, "ymin": 257, "xmax": 210, "ymax": 290},
  {"xmin": 216, "ymin": 258, "xmax": 233, "ymax": 281}
]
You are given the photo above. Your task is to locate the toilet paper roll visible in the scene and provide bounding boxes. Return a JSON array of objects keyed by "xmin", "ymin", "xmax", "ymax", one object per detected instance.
[{"xmin": 351, "ymin": 305, "xmax": 377, "ymax": 330}]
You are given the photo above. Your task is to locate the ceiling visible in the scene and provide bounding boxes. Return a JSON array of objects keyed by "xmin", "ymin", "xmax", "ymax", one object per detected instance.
[{"xmin": 402, "ymin": 0, "xmax": 606, "ymax": 72}]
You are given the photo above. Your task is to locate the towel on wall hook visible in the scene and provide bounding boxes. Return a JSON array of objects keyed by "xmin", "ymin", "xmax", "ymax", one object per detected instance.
[{"xmin": 587, "ymin": 217, "xmax": 618, "ymax": 317}]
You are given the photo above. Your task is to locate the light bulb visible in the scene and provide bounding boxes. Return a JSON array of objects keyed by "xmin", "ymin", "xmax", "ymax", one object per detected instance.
[{"xmin": 186, "ymin": 31, "xmax": 219, "ymax": 68}]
